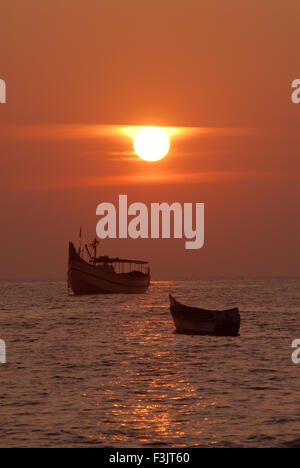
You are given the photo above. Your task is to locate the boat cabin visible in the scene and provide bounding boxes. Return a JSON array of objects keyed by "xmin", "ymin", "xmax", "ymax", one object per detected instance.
[{"xmin": 92, "ymin": 255, "xmax": 150, "ymax": 277}]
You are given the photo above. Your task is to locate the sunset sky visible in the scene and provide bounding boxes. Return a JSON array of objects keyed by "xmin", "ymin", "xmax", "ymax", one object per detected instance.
[{"xmin": 0, "ymin": 0, "xmax": 299, "ymax": 278}]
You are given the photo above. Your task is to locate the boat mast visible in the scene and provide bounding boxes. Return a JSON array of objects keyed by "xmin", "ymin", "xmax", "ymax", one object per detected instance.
[
  {"xmin": 78, "ymin": 227, "xmax": 82, "ymax": 256},
  {"xmin": 85, "ymin": 244, "xmax": 92, "ymax": 261},
  {"xmin": 90, "ymin": 238, "xmax": 99, "ymax": 265}
]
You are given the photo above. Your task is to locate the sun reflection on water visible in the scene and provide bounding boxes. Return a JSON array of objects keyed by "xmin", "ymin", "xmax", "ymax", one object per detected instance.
[
  {"xmin": 1, "ymin": 278, "xmax": 298, "ymax": 447},
  {"xmin": 73, "ymin": 281, "xmax": 232, "ymax": 447}
]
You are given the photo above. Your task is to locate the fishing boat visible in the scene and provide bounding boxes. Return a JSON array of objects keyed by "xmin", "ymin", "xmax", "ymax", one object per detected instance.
[
  {"xmin": 169, "ymin": 295, "xmax": 240, "ymax": 336},
  {"xmin": 68, "ymin": 238, "xmax": 150, "ymax": 295}
]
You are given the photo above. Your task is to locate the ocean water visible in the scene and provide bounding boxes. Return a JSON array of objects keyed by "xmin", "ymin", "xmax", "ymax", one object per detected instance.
[{"xmin": 0, "ymin": 277, "xmax": 299, "ymax": 448}]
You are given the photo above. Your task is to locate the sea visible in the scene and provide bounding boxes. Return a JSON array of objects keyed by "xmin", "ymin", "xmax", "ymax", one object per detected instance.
[{"xmin": 0, "ymin": 277, "xmax": 299, "ymax": 448}]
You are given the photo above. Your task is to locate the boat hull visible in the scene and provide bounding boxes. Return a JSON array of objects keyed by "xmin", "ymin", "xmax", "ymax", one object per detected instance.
[
  {"xmin": 169, "ymin": 295, "xmax": 240, "ymax": 336},
  {"xmin": 68, "ymin": 243, "xmax": 150, "ymax": 295}
]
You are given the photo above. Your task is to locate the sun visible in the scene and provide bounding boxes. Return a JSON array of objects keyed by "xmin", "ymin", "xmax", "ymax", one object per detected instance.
[{"xmin": 133, "ymin": 127, "xmax": 170, "ymax": 162}]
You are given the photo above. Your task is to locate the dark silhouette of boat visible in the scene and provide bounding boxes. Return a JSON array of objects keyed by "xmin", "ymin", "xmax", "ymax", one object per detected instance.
[
  {"xmin": 68, "ymin": 239, "xmax": 150, "ymax": 295},
  {"xmin": 169, "ymin": 295, "xmax": 240, "ymax": 336}
]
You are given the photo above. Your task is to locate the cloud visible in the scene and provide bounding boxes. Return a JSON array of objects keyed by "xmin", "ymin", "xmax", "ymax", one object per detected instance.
[
  {"xmin": 0, "ymin": 123, "xmax": 262, "ymax": 142},
  {"xmin": 1, "ymin": 169, "xmax": 292, "ymax": 192}
]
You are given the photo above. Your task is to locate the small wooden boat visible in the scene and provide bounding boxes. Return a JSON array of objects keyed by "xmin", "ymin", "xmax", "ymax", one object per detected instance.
[
  {"xmin": 68, "ymin": 239, "xmax": 150, "ymax": 295},
  {"xmin": 169, "ymin": 295, "xmax": 240, "ymax": 336}
]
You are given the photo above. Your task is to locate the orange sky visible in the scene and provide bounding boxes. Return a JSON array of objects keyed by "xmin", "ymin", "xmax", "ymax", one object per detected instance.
[{"xmin": 0, "ymin": 1, "xmax": 299, "ymax": 278}]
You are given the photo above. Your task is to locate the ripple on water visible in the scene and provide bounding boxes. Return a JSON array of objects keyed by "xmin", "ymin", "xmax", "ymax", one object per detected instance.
[{"xmin": 0, "ymin": 277, "xmax": 299, "ymax": 447}]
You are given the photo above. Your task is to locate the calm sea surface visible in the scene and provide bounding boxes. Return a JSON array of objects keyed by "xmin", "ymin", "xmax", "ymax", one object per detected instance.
[{"xmin": 0, "ymin": 278, "xmax": 299, "ymax": 448}]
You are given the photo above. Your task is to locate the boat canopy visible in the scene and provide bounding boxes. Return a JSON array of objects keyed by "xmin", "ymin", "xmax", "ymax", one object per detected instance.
[{"xmin": 94, "ymin": 256, "xmax": 149, "ymax": 265}]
